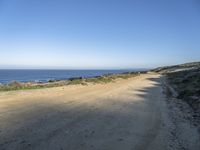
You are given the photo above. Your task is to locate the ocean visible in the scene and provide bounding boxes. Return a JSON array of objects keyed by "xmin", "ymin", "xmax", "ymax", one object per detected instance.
[{"xmin": 0, "ymin": 69, "xmax": 142, "ymax": 84}]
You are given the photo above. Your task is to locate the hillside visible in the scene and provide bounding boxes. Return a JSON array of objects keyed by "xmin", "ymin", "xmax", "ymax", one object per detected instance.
[
  {"xmin": 153, "ymin": 62, "xmax": 200, "ymax": 74},
  {"xmin": 154, "ymin": 62, "xmax": 200, "ymax": 126}
]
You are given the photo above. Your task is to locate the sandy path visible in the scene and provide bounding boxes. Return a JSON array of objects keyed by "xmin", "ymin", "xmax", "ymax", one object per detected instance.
[{"xmin": 0, "ymin": 73, "xmax": 199, "ymax": 150}]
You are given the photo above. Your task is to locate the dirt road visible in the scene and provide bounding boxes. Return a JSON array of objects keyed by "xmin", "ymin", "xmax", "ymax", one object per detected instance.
[{"xmin": 0, "ymin": 74, "xmax": 199, "ymax": 150}]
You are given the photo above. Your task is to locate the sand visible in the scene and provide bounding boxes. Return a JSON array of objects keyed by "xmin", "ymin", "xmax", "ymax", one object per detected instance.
[{"xmin": 0, "ymin": 73, "xmax": 199, "ymax": 150}]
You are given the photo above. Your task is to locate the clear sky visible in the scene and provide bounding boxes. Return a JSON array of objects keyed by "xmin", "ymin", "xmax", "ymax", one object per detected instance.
[{"xmin": 0, "ymin": 0, "xmax": 200, "ymax": 69}]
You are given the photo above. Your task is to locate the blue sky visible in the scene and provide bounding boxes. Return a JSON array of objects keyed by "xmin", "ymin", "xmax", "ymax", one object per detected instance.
[{"xmin": 0, "ymin": 0, "xmax": 200, "ymax": 69}]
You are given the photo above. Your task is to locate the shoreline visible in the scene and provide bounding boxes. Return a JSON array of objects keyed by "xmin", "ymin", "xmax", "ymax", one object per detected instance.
[
  {"xmin": 0, "ymin": 69, "xmax": 148, "ymax": 85},
  {"xmin": 0, "ymin": 71, "xmax": 148, "ymax": 92}
]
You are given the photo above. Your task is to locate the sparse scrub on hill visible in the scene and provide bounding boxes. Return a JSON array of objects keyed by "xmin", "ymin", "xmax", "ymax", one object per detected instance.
[
  {"xmin": 152, "ymin": 62, "xmax": 200, "ymax": 119},
  {"xmin": 167, "ymin": 68, "xmax": 200, "ymax": 113},
  {"xmin": 153, "ymin": 62, "xmax": 200, "ymax": 74}
]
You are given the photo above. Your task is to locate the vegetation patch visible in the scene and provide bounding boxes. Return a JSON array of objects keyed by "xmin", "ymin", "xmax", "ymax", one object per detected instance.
[
  {"xmin": 67, "ymin": 79, "xmax": 86, "ymax": 85},
  {"xmin": 166, "ymin": 68, "xmax": 200, "ymax": 113},
  {"xmin": 85, "ymin": 76, "xmax": 113, "ymax": 83},
  {"xmin": 0, "ymin": 72, "xmax": 143, "ymax": 92}
]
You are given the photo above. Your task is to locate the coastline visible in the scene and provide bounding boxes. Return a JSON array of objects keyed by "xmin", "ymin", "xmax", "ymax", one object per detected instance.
[
  {"xmin": 0, "ymin": 71, "xmax": 148, "ymax": 91},
  {"xmin": 0, "ymin": 69, "xmax": 147, "ymax": 84}
]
